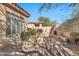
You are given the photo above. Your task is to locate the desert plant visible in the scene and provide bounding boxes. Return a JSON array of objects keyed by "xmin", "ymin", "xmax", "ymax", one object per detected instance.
[
  {"xmin": 20, "ymin": 28, "xmax": 43, "ymax": 41},
  {"xmin": 70, "ymin": 32, "xmax": 79, "ymax": 39},
  {"xmin": 20, "ymin": 31, "xmax": 29, "ymax": 41}
]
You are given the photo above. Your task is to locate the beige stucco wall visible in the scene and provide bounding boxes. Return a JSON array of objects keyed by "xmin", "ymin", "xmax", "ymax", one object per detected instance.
[
  {"xmin": 43, "ymin": 26, "xmax": 52, "ymax": 36},
  {"xmin": 27, "ymin": 23, "xmax": 52, "ymax": 36},
  {"xmin": 27, "ymin": 24, "xmax": 35, "ymax": 29}
]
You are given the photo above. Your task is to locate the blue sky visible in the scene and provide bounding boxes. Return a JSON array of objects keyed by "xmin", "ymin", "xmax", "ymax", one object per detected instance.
[{"xmin": 18, "ymin": 3, "xmax": 75, "ymax": 24}]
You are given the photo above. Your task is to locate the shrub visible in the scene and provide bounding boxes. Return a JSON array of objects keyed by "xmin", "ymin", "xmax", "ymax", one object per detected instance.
[
  {"xmin": 70, "ymin": 32, "xmax": 79, "ymax": 40},
  {"xmin": 20, "ymin": 28, "xmax": 43, "ymax": 41},
  {"xmin": 20, "ymin": 31, "xmax": 29, "ymax": 41},
  {"xmin": 27, "ymin": 28, "xmax": 37, "ymax": 36}
]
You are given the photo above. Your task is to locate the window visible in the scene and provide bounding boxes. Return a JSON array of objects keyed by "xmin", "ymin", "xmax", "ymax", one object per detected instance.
[
  {"xmin": 6, "ymin": 16, "xmax": 11, "ymax": 35},
  {"xmin": 6, "ymin": 12, "xmax": 24, "ymax": 36}
]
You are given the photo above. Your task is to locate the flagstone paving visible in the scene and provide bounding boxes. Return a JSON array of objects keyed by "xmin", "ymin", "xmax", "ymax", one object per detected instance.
[{"xmin": 0, "ymin": 34, "xmax": 78, "ymax": 56}]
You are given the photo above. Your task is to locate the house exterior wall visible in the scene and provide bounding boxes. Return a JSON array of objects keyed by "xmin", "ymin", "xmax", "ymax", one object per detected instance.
[
  {"xmin": 0, "ymin": 4, "xmax": 29, "ymax": 47},
  {"xmin": 0, "ymin": 4, "xmax": 7, "ymax": 45}
]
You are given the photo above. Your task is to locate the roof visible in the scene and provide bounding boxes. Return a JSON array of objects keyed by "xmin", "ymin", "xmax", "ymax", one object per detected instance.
[
  {"xmin": 12, "ymin": 3, "xmax": 30, "ymax": 17},
  {"xmin": 2, "ymin": 3, "xmax": 30, "ymax": 17}
]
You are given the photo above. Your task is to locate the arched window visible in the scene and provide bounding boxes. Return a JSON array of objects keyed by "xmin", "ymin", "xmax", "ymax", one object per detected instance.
[{"xmin": 6, "ymin": 12, "xmax": 24, "ymax": 37}]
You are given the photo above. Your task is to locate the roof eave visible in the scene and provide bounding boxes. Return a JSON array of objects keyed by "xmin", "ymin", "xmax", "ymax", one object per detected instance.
[{"xmin": 2, "ymin": 3, "xmax": 30, "ymax": 17}]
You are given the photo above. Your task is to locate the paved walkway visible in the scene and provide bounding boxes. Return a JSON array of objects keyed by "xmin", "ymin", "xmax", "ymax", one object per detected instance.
[
  {"xmin": 61, "ymin": 42, "xmax": 79, "ymax": 55},
  {"xmin": 0, "ymin": 35, "xmax": 78, "ymax": 56}
]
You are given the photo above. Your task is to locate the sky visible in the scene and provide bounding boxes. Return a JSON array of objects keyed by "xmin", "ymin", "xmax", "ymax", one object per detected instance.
[{"xmin": 18, "ymin": 3, "xmax": 75, "ymax": 24}]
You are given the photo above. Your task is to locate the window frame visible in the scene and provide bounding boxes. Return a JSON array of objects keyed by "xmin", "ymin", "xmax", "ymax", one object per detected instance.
[{"xmin": 6, "ymin": 12, "xmax": 24, "ymax": 37}]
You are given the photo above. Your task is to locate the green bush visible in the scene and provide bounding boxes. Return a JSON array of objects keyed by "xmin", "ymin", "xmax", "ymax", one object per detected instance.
[
  {"xmin": 20, "ymin": 28, "xmax": 43, "ymax": 41},
  {"xmin": 27, "ymin": 28, "xmax": 37, "ymax": 36},
  {"xmin": 70, "ymin": 32, "xmax": 79, "ymax": 40},
  {"xmin": 20, "ymin": 31, "xmax": 28, "ymax": 41}
]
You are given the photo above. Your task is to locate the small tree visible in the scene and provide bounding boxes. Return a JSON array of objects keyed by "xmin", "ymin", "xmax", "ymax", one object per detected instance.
[{"xmin": 38, "ymin": 16, "xmax": 56, "ymax": 26}]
